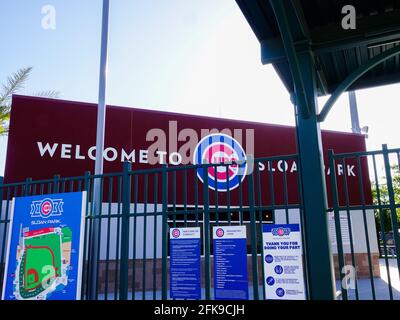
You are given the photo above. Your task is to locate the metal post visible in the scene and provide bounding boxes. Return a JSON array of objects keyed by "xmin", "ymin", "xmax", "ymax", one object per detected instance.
[
  {"xmin": 120, "ymin": 162, "xmax": 131, "ymax": 300},
  {"xmin": 161, "ymin": 165, "xmax": 168, "ymax": 300},
  {"xmin": 247, "ymin": 171, "xmax": 259, "ymax": 300},
  {"xmin": 53, "ymin": 175, "xmax": 60, "ymax": 194},
  {"xmin": 24, "ymin": 178, "xmax": 32, "ymax": 196},
  {"xmin": 348, "ymin": 91, "xmax": 361, "ymax": 134},
  {"xmin": 203, "ymin": 164, "xmax": 211, "ymax": 300},
  {"xmin": 294, "ymin": 52, "xmax": 336, "ymax": 300},
  {"xmin": 328, "ymin": 150, "xmax": 348, "ymax": 300},
  {"xmin": 90, "ymin": 0, "xmax": 110, "ymax": 300}
]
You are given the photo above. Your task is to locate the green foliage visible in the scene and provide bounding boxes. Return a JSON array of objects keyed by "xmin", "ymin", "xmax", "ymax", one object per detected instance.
[
  {"xmin": 373, "ymin": 165, "xmax": 400, "ymax": 234},
  {"xmin": 0, "ymin": 67, "xmax": 59, "ymax": 135}
]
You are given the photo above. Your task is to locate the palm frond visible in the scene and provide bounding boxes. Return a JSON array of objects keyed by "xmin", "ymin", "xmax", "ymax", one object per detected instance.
[
  {"xmin": 0, "ymin": 67, "xmax": 32, "ymax": 106},
  {"xmin": 32, "ymin": 90, "xmax": 60, "ymax": 99}
]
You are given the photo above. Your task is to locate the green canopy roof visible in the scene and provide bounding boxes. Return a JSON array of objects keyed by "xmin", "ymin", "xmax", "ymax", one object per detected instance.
[{"xmin": 236, "ymin": 0, "xmax": 400, "ymax": 96}]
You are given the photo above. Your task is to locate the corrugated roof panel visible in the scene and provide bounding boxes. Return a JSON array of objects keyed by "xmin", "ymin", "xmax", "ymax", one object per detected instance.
[{"xmin": 236, "ymin": 0, "xmax": 400, "ymax": 95}]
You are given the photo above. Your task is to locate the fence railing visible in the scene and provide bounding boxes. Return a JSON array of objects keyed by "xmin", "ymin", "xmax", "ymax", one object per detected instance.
[
  {"xmin": 2, "ymin": 146, "xmax": 399, "ymax": 300},
  {"xmin": 329, "ymin": 144, "xmax": 400, "ymax": 300},
  {"xmin": 0, "ymin": 154, "xmax": 304, "ymax": 300}
]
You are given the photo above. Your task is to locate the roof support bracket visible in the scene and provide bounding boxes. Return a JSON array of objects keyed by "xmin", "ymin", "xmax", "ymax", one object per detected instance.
[
  {"xmin": 318, "ymin": 44, "xmax": 400, "ymax": 122},
  {"xmin": 269, "ymin": 0, "xmax": 310, "ymax": 119}
]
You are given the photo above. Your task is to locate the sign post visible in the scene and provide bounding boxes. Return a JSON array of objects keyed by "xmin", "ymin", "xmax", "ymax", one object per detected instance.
[
  {"xmin": 262, "ymin": 224, "xmax": 306, "ymax": 300},
  {"xmin": 2, "ymin": 192, "xmax": 86, "ymax": 300},
  {"xmin": 170, "ymin": 227, "xmax": 201, "ymax": 299},
  {"xmin": 213, "ymin": 225, "xmax": 248, "ymax": 300}
]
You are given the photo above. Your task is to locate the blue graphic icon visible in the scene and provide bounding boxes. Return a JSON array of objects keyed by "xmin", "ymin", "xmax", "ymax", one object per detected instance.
[
  {"xmin": 274, "ymin": 265, "xmax": 284, "ymax": 275},
  {"xmin": 265, "ymin": 254, "xmax": 273, "ymax": 263},
  {"xmin": 276, "ymin": 288, "xmax": 285, "ymax": 297},
  {"xmin": 266, "ymin": 276, "xmax": 275, "ymax": 286}
]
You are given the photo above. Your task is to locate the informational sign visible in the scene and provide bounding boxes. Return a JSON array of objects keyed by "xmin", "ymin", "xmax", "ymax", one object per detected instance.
[
  {"xmin": 213, "ymin": 225, "xmax": 248, "ymax": 300},
  {"xmin": 170, "ymin": 227, "xmax": 201, "ymax": 299},
  {"xmin": 262, "ymin": 224, "xmax": 306, "ymax": 300},
  {"xmin": 328, "ymin": 212, "xmax": 350, "ymax": 246},
  {"xmin": 2, "ymin": 192, "xmax": 86, "ymax": 300}
]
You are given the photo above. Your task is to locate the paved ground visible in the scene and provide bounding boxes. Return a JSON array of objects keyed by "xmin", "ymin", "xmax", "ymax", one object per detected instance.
[
  {"xmin": 95, "ymin": 259, "xmax": 400, "ymax": 300},
  {"xmin": 336, "ymin": 258, "xmax": 400, "ymax": 300}
]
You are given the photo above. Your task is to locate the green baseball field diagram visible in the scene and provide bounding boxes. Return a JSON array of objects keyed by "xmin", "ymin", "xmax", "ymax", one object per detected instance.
[{"xmin": 13, "ymin": 227, "xmax": 72, "ymax": 300}]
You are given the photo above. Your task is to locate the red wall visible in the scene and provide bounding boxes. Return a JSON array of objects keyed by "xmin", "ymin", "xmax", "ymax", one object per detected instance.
[{"xmin": 4, "ymin": 95, "xmax": 372, "ymax": 206}]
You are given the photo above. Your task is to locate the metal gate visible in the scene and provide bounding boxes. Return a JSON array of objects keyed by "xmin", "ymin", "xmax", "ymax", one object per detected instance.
[
  {"xmin": 0, "ymin": 154, "xmax": 306, "ymax": 300},
  {"xmin": 2, "ymin": 146, "xmax": 398, "ymax": 300},
  {"xmin": 328, "ymin": 144, "xmax": 400, "ymax": 300}
]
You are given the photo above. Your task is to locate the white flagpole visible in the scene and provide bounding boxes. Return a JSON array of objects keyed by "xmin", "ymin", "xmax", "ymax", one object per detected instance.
[{"xmin": 90, "ymin": 0, "xmax": 110, "ymax": 300}]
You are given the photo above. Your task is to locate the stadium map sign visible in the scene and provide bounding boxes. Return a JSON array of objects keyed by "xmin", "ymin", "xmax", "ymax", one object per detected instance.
[{"xmin": 1, "ymin": 192, "xmax": 86, "ymax": 300}]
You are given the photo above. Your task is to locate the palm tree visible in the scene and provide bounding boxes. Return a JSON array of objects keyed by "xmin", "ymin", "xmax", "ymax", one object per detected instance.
[{"xmin": 0, "ymin": 67, "xmax": 59, "ymax": 135}]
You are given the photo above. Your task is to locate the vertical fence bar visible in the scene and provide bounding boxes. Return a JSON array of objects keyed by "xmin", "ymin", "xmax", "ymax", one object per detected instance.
[
  {"xmin": 183, "ymin": 170, "xmax": 187, "ymax": 226},
  {"xmin": 283, "ymin": 163, "xmax": 289, "ymax": 223},
  {"xmin": 82, "ymin": 171, "xmax": 91, "ymax": 299},
  {"xmin": 268, "ymin": 160, "xmax": 276, "ymax": 223},
  {"xmin": 95, "ymin": 177, "xmax": 104, "ymax": 300},
  {"xmin": 120, "ymin": 162, "xmax": 132, "ymax": 300},
  {"xmin": 53, "ymin": 175, "xmax": 60, "ymax": 194},
  {"xmin": 226, "ymin": 165, "xmax": 231, "ymax": 225},
  {"xmin": 214, "ymin": 166, "xmax": 219, "ymax": 226},
  {"xmin": 0, "ymin": 177, "xmax": 5, "ymax": 294},
  {"xmin": 24, "ymin": 178, "xmax": 32, "ymax": 196},
  {"xmin": 114, "ymin": 176, "xmax": 123, "ymax": 300},
  {"xmin": 341, "ymin": 157, "xmax": 359, "ymax": 300},
  {"xmin": 256, "ymin": 162, "xmax": 266, "ymax": 300},
  {"xmin": 372, "ymin": 155, "xmax": 393, "ymax": 299},
  {"xmin": 161, "ymin": 165, "xmax": 168, "ymax": 300},
  {"xmin": 132, "ymin": 174, "xmax": 138, "ymax": 300},
  {"xmin": 328, "ymin": 150, "xmax": 348, "ymax": 300},
  {"xmin": 356, "ymin": 156, "xmax": 376, "ymax": 299},
  {"xmin": 382, "ymin": 145, "xmax": 400, "ymax": 281},
  {"xmin": 142, "ymin": 174, "xmax": 148, "ymax": 300},
  {"xmin": 104, "ymin": 176, "xmax": 113, "ymax": 300},
  {"xmin": 153, "ymin": 173, "xmax": 158, "ymax": 300},
  {"xmin": 247, "ymin": 171, "xmax": 259, "ymax": 300},
  {"xmin": 203, "ymin": 164, "xmax": 211, "ymax": 300}
]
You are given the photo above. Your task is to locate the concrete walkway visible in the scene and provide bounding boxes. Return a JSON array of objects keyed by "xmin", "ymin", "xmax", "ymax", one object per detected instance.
[
  {"xmin": 336, "ymin": 258, "xmax": 400, "ymax": 300},
  {"xmin": 95, "ymin": 259, "xmax": 400, "ymax": 300}
]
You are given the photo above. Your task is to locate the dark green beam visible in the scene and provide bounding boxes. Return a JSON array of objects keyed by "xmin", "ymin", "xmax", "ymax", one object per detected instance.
[
  {"xmin": 318, "ymin": 44, "xmax": 400, "ymax": 122},
  {"xmin": 295, "ymin": 51, "xmax": 336, "ymax": 300},
  {"xmin": 269, "ymin": 0, "xmax": 310, "ymax": 119}
]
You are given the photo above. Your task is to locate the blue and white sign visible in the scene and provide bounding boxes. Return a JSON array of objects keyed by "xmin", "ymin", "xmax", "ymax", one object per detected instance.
[
  {"xmin": 2, "ymin": 192, "xmax": 86, "ymax": 300},
  {"xmin": 170, "ymin": 227, "xmax": 201, "ymax": 299},
  {"xmin": 262, "ymin": 224, "xmax": 306, "ymax": 300},
  {"xmin": 193, "ymin": 133, "xmax": 247, "ymax": 192},
  {"xmin": 213, "ymin": 225, "xmax": 248, "ymax": 300}
]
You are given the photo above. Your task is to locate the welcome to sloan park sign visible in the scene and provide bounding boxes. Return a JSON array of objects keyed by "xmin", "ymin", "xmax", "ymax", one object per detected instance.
[{"xmin": 5, "ymin": 95, "xmax": 371, "ymax": 204}]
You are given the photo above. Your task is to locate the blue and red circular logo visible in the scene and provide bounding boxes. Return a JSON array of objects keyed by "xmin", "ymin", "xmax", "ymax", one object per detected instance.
[
  {"xmin": 216, "ymin": 228, "xmax": 225, "ymax": 238},
  {"xmin": 193, "ymin": 134, "xmax": 247, "ymax": 191},
  {"xmin": 172, "ymin": 229, "xmax": 180, "ymax": 238},
  {"xmin": 40, "ymin": 199, "xmax": 53, "ymax": 218}
]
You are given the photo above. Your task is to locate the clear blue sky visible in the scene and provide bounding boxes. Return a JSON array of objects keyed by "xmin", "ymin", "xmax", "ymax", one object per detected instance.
[{"xmin": 1, "ymin": 0, "xmax": 400, "ymax": 176}]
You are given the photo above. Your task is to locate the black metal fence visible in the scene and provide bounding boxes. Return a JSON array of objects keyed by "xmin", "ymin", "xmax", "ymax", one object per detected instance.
[
  {"xmin": 329, "ymin": 144, "xmax": 400, "ymax": 300},
  {"xmin": 0, "ymin": 154, "xmax": 304, "ymax": 300},
  {"xmin": 2, "ymin": 146, "xmax": 399, "ymax": 300}
]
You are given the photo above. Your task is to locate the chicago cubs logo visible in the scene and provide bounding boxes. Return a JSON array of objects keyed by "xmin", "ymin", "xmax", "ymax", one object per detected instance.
[
  {"xmin": 193, "ymin": 133, "xmax": 247, "ymax": 191},
  {"xmin": 30, "ymin": 198, "xmax": 64, "ymax": 219},
  {"xmin": 172, "ymin": 229, "xmax": 180, "ymax": 238},
  {"xmin": 272, "ymin": 227, "xmax": 291, "ymax": 236},
  {"xmin": 216, "ymin": 228, "xmax": 225, "ymax": 237}
]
